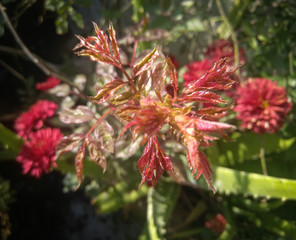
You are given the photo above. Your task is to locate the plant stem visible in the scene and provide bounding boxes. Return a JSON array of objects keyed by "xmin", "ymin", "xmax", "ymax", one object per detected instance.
[
  {"xmin": 259, "ymin": 146, "xmax": 268, "ymax": 176},
  {"xmin": 289, "ymin": 51, "xmax": 294, "ymax": 75},
  {"xmin": 85, "ymin": 108, "xmax": 114, "ymax": 138},
  {"xmin": 216, "ymin": 0, "xmax": 240, "ymax": 73},
  {"xmin": 0, "ymin": 3, "xmax": 86, "ymax": 98}
]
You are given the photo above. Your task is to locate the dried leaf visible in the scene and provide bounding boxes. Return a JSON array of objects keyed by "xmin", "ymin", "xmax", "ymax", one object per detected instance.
[
  {"xmin": 56, "ymin": 133, "xmax": 84, "ymax": 157},
  {"xmin": 85, "ymin": 136, "xmax": 107, "ymax": 172},
  {"xmin": 75, "ymin": 145, "xmax": 86, "ymax": 188},
  {"xmin": 90, "ymin": 79, "xmax": 127, "ymax": 103},
  {"xmin": 59, "ymin": 105, "xmax": 95, "ymax": 124},
  {"xmin": 108, "ymin": 22, "xmax": 121, "ymax": 62},
  {"xmin": 166, "ymin": 56, "xmax": 178, "ymax": 98},
  {"xmin": 133, "ymin": 47, "xmax": 159, "ymax": 77}
]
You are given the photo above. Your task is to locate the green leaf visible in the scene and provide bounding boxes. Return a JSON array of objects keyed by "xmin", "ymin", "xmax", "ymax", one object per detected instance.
[
  {"xmin": 92, "ymin": 181, "xmax": 148, "ymax": 213},
  {"xmin": 193, "ymin": 166, "xmax": 296, "ymax": 200},
  {"xmin": 207, "ymin": 132, "xmax": 295, "ymax": 166},
  {"xmin": 69, "ymin": 8, "xmax": 84, "ymax": 29},
  {"xmin": 0, "ymin": 123, "xmax": 23, "ymax": 159},
  {"xmin": 55, "ymin": 16, "xmax": 68, "ymax": 35},
  {"xmin": 146, "ymin": 179, "xmax": 180, "ymax": 239},
  {"xmin": 185, "ymin": 17, "xmax": 205, "ymax": 32}
]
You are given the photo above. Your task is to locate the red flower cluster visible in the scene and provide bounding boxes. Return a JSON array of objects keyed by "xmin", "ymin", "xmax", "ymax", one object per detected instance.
[
  {"xmin": 15, "ymin": 100, "xmax": 62, "ymax": 178},
  {"xmin": 36, "ymin": 76, "xmax": 61, "ymax": 91},
  {"xmin": 205, "ymin": 213, "xmax": 227, "ymax": 235},
  {"xmin": 234, "ymin": 78, "xmax": 292, "ymax": 134},
  {"xmin": 15, "ymin": 100, "xmax": 58, "ymax": 138},
  {"xmin": 17, "ymin": 128, "xmax": 63, "ymax": 178},
  {"xmin": 183, "ymin": 59, "xmax": 213, "ymax": 86},
  {"xmin": 205, "ymin": 39, "xmax": 246, "ymax": 65}
]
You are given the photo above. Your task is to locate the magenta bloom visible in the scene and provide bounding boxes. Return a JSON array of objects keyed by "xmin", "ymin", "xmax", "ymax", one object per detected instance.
[
  {"xmin": 36, "ymin": 76, "xmax": 61, "ymax": 91},
  {"xmin": 234, "ymin": 78, "xmax": 292, "ymax": 134},
  {"xmin": 205, "ymin": 39, "xmax": 246, "ymax": 65},
  {"xmin": 183, "ymin": 59, "xmax": 213, "ymax": 86},
  {"xmin": 17, "ymin": 128, "xmax": 64, "ymax": 178},
  {"xmin": 14, "ymin": 100, "xmax": 58, "ymax": 138}
]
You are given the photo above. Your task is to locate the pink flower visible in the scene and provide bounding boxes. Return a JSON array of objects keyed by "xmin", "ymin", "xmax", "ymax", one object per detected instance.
[
  {"xmin": 205, "ymin": 39, "xmax": 246, "ymax": 65},
  {"xmin": 36, "ymin": 77, "xmax": 61, "ymax": 91},
  {"xmin": 17, "ymin": 128, "xmax": 64, "ymax": 178},
  {"xmin": 14, "ymin": 100, "xmax": 58, "ymax": 138},
  {"xmin": 234, "ymin": 78, "xmax": 292, "ymax": 134},
  {"xmin": 205, "ymin": 214, "xmax": 227, "ymax": 235},
  {"xmin": 183, "ymin": 59, "xmax": 213, "ymax": 86}
]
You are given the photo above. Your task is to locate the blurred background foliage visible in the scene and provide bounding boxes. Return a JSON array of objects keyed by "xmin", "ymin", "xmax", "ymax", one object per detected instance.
[{"xmin": 1, "ymin": 0, "xmax": 296, "ymax": 239}]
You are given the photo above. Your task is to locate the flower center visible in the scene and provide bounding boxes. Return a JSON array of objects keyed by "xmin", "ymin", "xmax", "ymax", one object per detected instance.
[{"xmin": 261, "ymin": 99, "xmax": 269, "ymax": 109}]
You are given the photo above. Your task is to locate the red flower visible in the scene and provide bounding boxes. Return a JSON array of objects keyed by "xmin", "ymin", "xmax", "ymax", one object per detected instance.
[
  {"xmin": 36, "ymin": 77, "xmax": 61, "ymax": 91},
  {"xmin": 205, "ymin": 39, "xmax": 246, "ymax": 65},
  {"xmin": 14, "ymin": 100, "xmax": 58, "ymax": 138},
  {"xmin": 205, "ymin": 214, "xmax": 227, "ymax": 235},
  {"xmin": 234, "ymin": 78, "xmax": 292, "ymax": 134},
  {"xmin": 138, "ymin": 136, "xmax": 173, "ymax": 187},
  {"xmin": 183, "ymin": 59, "xmax": 213, "ymax": 86},
  {"xmin": 17, "ymin": 128, "xmax": 64, "ymax": 178}
]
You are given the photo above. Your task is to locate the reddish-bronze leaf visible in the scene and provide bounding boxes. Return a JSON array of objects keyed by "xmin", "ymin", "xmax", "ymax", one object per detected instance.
[
  {"xmin": 133, "ymin": 47, "xmax": 159, "ymax": 77},
  {"xmin": 92, "ymin": 22, "xmax": 109, "ymax": 52},
  {"xmin": 166, "ymin": 56, "xmax": 178, "ymax": 98},
  {"xmin": 178, "ymin": 90, "xmax": 226, "ymax": 104},
  {"xmin": 76, "ymin": 49, "xmax": 114, "ymax": 64},
  {"xmin": 194, "ymin": 119, "xmax": 234, "ymax": 132},
  {"xmin": 85, "ymin": 136, "xmax": 107, "ymax": 172},
  {"xmin": 197, "ymin": 106, "xmax": 231, "ymax": 119},
  {"xmin": 56, "ymin": 133, "xmax": 84, "ymax": 157},
  {"xmin": 138, "ymin": 136, "xmax": 173, "ymax": 188},
  {"xmin": 108, "ymin": 22, "xmax": 121, "ymax": 62},
  {"xmin": 75, "ymin": 145, "xmax": 86, "ymax": 188},
  {"xmin": 186, "ymin": 136, "xmax": 214, "ymax": 191},
  {"xmin": 152, "ymin": 62, "xmax": 167, "ymax": 97},
  {"xmin": 90, "ymin": 79, "xmax": 127, "ymax": 103}
]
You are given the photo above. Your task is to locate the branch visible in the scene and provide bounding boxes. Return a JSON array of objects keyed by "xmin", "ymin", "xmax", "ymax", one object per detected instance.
[
  {"xmin": 216, "ymin": 0, "xmax": 240, "ymax": 72},
  {"xmin": 0, "ymin": 3, "xmax": 86, "ymax": 98},
  {"xmin": 0, "ymin": 59, "xmax": 27, "ymax": 84}
]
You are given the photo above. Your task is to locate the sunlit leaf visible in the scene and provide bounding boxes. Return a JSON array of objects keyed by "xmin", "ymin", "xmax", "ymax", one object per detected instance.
[
  {"xmin": 59, "ymin": 105, "xmax": 95, "ymax": 124},
  {"xmin": 85, "ymin": 136, "xmax": 107, "ymax": 172},
  {"xmin": 90, "ymin": 79, "xmax": 127, "ymax": 103},
  {"xmin": 75, "ymin": 145, "xmax": 86, "ymax": 188},
  {"xmin": 133, "ymin": 47, "xmax": 159, "ymax": 77},
  {"xmin": 166, "ymin": 56, "xmax": 178, "ymax": 98},
  {"xmin": 56, "ymin": 133, "xmax": 84, "ymax": 157},
  {"xmin": 152, "ymin": 62, "xmax": 167, "ymax": 97},
  {"xmin": 94, "ymin": 120, "xmax": 114, "ymax": 154},
  {"xmin": 108, "ymin": 22, "xmax": 121, "ymax": 61}
]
